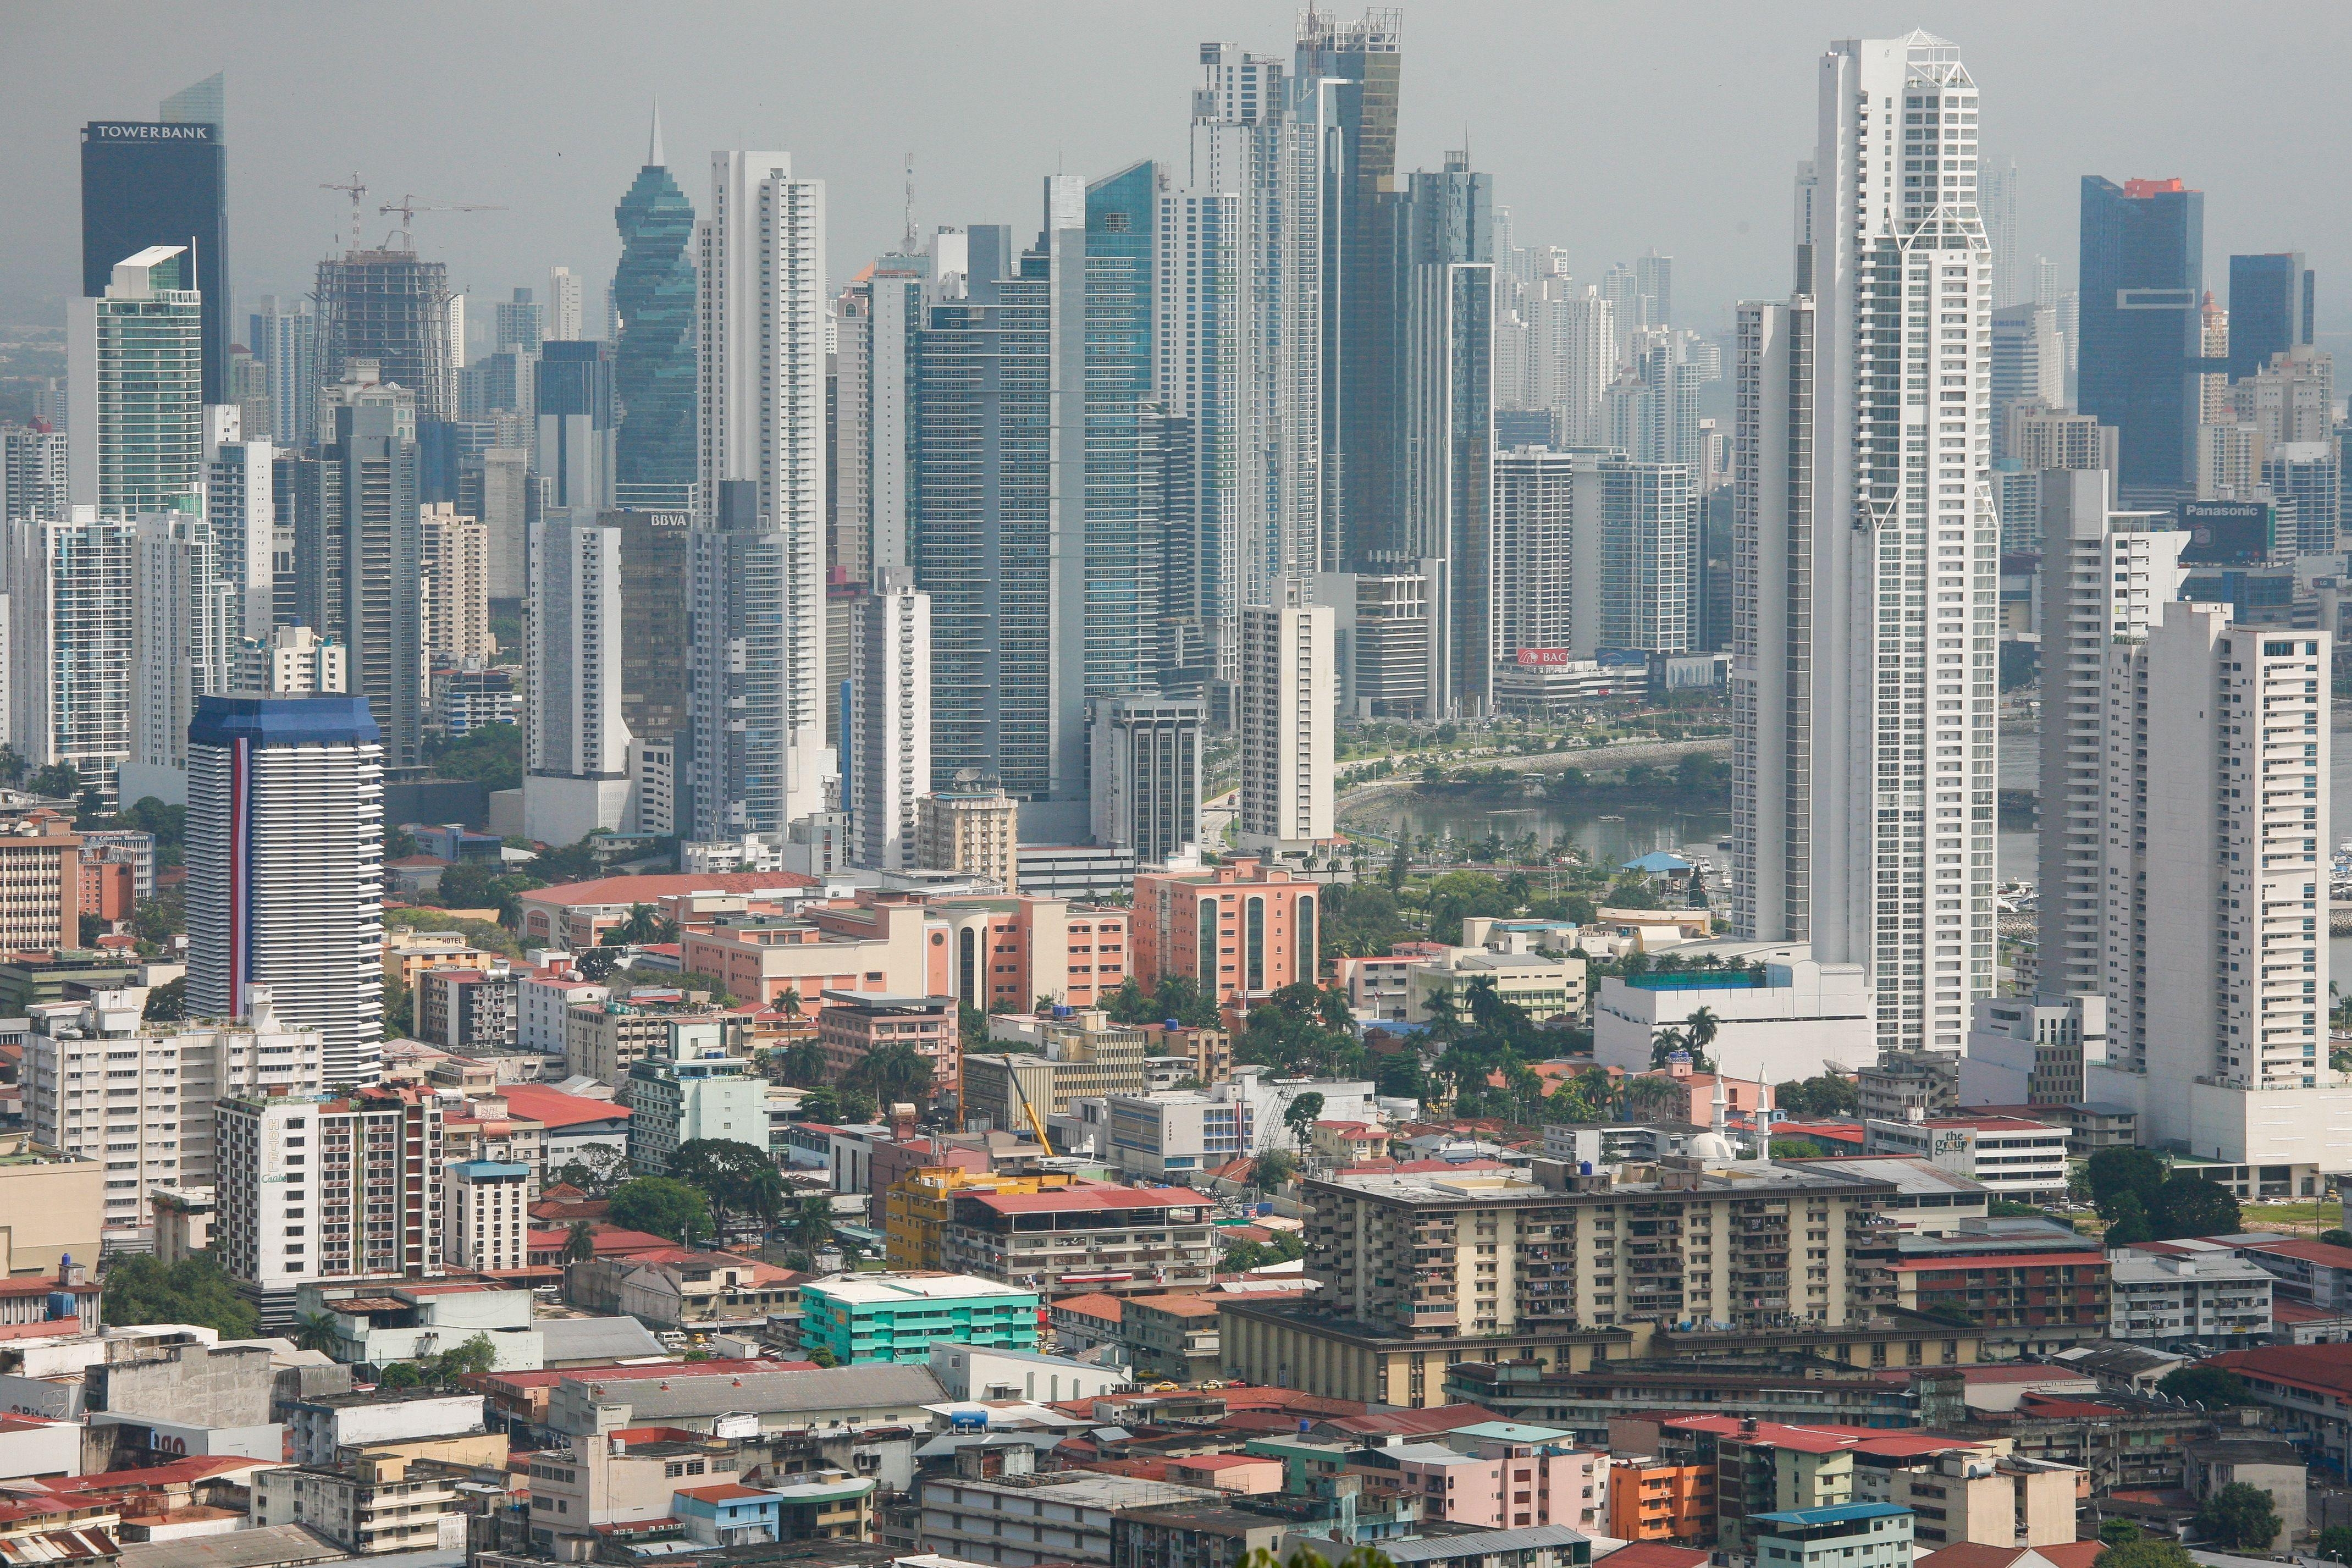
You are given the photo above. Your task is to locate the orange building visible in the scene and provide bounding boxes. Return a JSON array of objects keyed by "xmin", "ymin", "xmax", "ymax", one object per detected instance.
[
  {"xmin": 1606, "ymin": 1458, "xmax": 1712, "ymax": 1544},
  {"xmin": 1131, "ymin": 857, "xmax": 1318, "ymax": 1006},
  {"xmin": 927, "ymin": 897, "xmax": 1129, "ymax": 1012},
  {"xmin": 79, "ymin": 858, "xmax": 135, "ymax": 925}
]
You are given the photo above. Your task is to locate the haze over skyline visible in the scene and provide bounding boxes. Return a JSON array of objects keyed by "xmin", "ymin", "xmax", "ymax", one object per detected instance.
[{"xmin": 7, "ymin": 0, "xmax": 2352, "ymax": 346}]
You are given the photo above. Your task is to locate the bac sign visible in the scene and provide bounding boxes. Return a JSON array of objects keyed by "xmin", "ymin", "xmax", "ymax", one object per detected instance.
[{"xmin": 1516, "ymin": 648, "xmax": 1574, "ymax": 667}]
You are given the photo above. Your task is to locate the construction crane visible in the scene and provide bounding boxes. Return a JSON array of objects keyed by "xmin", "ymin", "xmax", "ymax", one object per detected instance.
[
  {"xmin": 1008, "ymin": 1064, "xmax": 1055, "ymax": 1157},
  {"xmin": 376, "ymin": 195, "xmax": 506, "ymax": 251},
  {"xmin": 319, "ymin": 173, "xmax": 367, "ymax": 253}
]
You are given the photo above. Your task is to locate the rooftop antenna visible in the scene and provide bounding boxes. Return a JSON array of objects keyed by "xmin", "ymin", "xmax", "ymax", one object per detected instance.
[
  {"xmin": 902, "ymin": 153, "xmax": 918, "ymax": 255},
  {"xmin": 320, "ymin": 173, "xmax": 367, "ymax": 254},
  {"xmin": 648, "ymin": 99, "xmax": 666, "ymax": 167}
]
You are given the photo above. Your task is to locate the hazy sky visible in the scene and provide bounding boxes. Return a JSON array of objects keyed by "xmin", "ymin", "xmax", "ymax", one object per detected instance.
[{"xmin": 8, "ymin": 1, "xmax": 2352, "ymax": 349}]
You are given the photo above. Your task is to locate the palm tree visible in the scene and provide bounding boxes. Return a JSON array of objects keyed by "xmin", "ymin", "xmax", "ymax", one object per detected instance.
[
  {"xmin": 1683, "ymin": 1006, "xmax": 1721, "ymax": 1070},
  {"xmin": 776, "ymin": 987, "xmax": 803, "ymax": 1020},
  {"xmin": 294, "ymin": 1312, "xmax": 339, "ymax": 1354},
  {"xmin": 614, "ymin": 903, "xmax": 663, "ymax": 945},
  {"xmin": 562, "ymin": 1221, "xmax": 596, "ymax": 1264},
  {"xmin": 792, "ymin": 1194, "xmax": 834, "ymax": 1251}
]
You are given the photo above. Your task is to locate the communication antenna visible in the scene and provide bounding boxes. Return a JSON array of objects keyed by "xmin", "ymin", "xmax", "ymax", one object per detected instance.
[
  {"xmin": 902, "ymin": 153, "xmax": 918, "ymax": 255},
  {"xmin": 319, "ymin": 173, "xmax": 367, "ymax": 253}
]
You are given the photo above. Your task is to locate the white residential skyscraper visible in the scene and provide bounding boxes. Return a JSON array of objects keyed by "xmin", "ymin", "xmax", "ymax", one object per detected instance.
[
  {"xmin": 204, "ymin": 406, "xmax": 275, "ymax": 642},
  {"xmin": 2033, "ymin": 471, "xmax": 2186, "ymax": 1000},
  {"xmin": 848, "ymin": 566, "xmax": 930, "ymax": 870},
  {"xmin": 1236, "ymin": 595, "xmax": 1334, "ymax": 853},
  {"xmin": 696, "ymin": 150, "xmax": 829, "ymax": 830},
  {"xmin": 1732, "ymin": 32, "xmax": 2001, "ymax": 1054},
  {"xmin": 121, "ymin": 506, "xmax": 232, "ymax": 808},
  {"xmin": 5, "ymin": 509, "xmax": 138, "ymax": 799},
  {"xmin": 525, "ymin": 512, "xmax": 632, "ymax": 844},
  {"xmin": 69, "ymin": 246, "xmax": 203, "ymax": 514},
  {"xmin": 2094, "ymin": 603, "xmax": 2350, "ymax": 1168}
]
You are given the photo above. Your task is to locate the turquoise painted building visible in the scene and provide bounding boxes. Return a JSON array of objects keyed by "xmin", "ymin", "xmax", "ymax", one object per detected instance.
[{"xmin": 797, "ymin": 1274, "xmax": 1040, "ymax": 1365}]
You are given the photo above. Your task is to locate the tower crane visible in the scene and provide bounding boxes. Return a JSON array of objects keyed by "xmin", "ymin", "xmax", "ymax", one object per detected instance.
[
  {"xmin": 319, "ymin": 173, "xmax": 367, "ymax": 253},
  {"xmin": 376, "ymin": 195, "xmax": 506, "ymax": 251}
]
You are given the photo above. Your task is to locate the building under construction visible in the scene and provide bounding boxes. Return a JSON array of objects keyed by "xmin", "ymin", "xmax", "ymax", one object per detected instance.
[{"xmin": 314, "ymin": 249, "xmax": 455, "ymax": 423}]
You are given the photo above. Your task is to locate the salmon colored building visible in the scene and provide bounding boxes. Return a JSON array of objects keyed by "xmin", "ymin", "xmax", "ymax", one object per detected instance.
[
  {"xmin": 1607, "ymin": 1458, "xmax": 1711, "ymax": 1544},
  {"xmin": 1131, "ymin": 857, "xmax": 1318, "ymax": 1006}
]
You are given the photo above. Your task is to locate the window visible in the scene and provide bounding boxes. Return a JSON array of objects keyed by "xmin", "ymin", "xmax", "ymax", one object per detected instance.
[
  {"xmin": 1246, "ymin": 898, "xmax": 1265, "ymax": 991},
  {"xmin": 1295, "ymin": 896, "xmax": 1316, "ymax": 982},
  {"xmin": 1198, "ymin": 901, "xmax": 1219, "ymax": 990}
]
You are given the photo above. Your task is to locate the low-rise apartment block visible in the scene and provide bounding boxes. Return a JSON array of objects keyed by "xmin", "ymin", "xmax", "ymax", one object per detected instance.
[
  {"xmin": 796, "ymin": 1273, "xmax": 1040, "ymax": 1365},
  {"xmin": 941, "ymin": 1185, "xmax": 1219, "ymax": 1297},
  {"xmin": 1863, "ymin": 1116, "xmax": 2071, "ymax": 1202}
]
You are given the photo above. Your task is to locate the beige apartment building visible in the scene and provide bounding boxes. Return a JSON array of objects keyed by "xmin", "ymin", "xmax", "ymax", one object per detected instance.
[
  {"xmin": 1223, "ymin": 1156, "xmax": 1902, "ymax": 1406},
  {"xmin": 916, "ymin": 783, "xmax": 1019, "ymax": 891}
]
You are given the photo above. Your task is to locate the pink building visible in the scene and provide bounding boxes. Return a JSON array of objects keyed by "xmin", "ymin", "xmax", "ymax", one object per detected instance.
[
  {"xmin": 1357, "ymin": 1428, "xmax": 1606, "ymax": 1533},
  {"xmin": 1164, "ymin": 1454, "xmax": 1284, "ymax": 1495}
]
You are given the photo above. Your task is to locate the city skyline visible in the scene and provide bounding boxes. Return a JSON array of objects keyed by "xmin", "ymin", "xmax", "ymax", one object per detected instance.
[{"xmin": 5, "ymin": 2, "xmax": 2352, "ymax": 352}]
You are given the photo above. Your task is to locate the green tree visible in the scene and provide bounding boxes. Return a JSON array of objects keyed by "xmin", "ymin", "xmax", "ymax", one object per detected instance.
[
  {"xmin": 376, "ymin": 1361, "xmax": 424, "ymax": 1389},
  {"xmin": 0, "ymin": 744, "xmax": 25, "ymax": 787},
  {"xmin": 2102, "ymin": 1191, "xmax": 2154, "ymax": 1247},
  {"xmin": 143, "ymin": 976, "xmax": 186, "ymax": 1023},
  {"xmin": 294, "ymin": 1312, "xmax": 340, "ymax": 1354},
  {"xmin": 2315, "ymin": 1524, "xmax": 2352, "ymax": 1564},
  {"xmin": 843, "ymin": 1042, "xmax": 936, "ymax": 1108},
  {"xmin": 799, "ymin": 1085, "xmax": 844, "ymax": 1124},
  {"xmin": 562, "ymin": 1221, "xmax": 597, "ymax": 1264},
  {"xmin": 2150, "ymin": 1174, "xmax": 2239, "ymax": 1240},
  {"xmin": 807, "ymin": 1346, "xmax": 838, "ymax": 1368},
  {"xmin": 101, "ymin": 1255, "xmax": 257, "ymax": 1338},
  {"xmin": 668, "ymin": 1140, "xmax": 786, "ymax": 1233},
  {"xmin": 29, "ymin": 760, "xmax": 80, "ymax": 800},
  {"xmin": 2323, "ymin": 1229, "xmax": 2352, "ymax": 1249},
  {"xmin": 1775, "ymin": 1075, "xmax": 1860, "ymax": 1119},
  {"xmin": 1283, "ymin": 1092, "xmax": 1327, "ymax": 1151},
  {"xmin": 1619, "ymin": 1074, "xmax": 1692, "ymax": 1125},
  {"xmin": 772, "ymin": 1039, "xmax": 829, "ymax": 1088},
  {"xmin": 2156, "ymin": 1366, "xmax": 2248, "ymax": 1407},
  {"xmin": 433, "ymin": 1332, "xmax": 500, "ymax": 1385},
  {"xmin": 382, "ymin": 973, "xmax": 413, "ymax": 1037},
  {"xmin": 572, "ymin": 946, "xmax": 620, "ymax": 982},
  {"xmin": 792, "ymin": 1194, "xmax": 835, "ymax": 1251},
  {"xmin": 1683, "ymin": 1006, "xmax": 1720, "ymax": 1060},
  {"xmin": 424, "ymin": 721, "xmax": 523, "ymax": 792},
  {"xmin": 608, "ymin": 1177, "xmax": 713, "ymax": 1245},
  {"xmin": 608, "ymin": 903, "xmax": 665, "ymax": 945},
  {"xmin": 1251, "ymin": 1148, "xmax": 1296, "ymax": 1188},
  {"xmin": 2193, "ymin": 1481, "xmax": 2281, "ymax": 1550},
  {"xmin": 2086, "ymin": 1146, "xmax": 2168, "ymax": 1218},
  {"xmin": 2098, "ymin": 1521, "xmax": 2144, "ymax": 1548}
]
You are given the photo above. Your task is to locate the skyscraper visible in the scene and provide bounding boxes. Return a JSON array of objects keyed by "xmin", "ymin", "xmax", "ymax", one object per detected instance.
[
  {"xmin": 536, "ymin": 340, "xmax": 616, "ymax": 512},
  {"xmin": 68, "ymin": 246, "xmax": 204, "ymax": 514},
  {"xmin": 121, "ymin": 505, "xmax": 230, "ymax": 808},
  {"xmin": 1087, "ymin": 693, "xmax": 1202, "ymax": 865},
  {"xmin": 612, "ymin": 111, "xmax": 698, "ymax": 512},
  {"xmin": 2034, "ymin": 472, "xmax": 2185, "ymax": 1000},
  {"xmin": 1186, "ymin": 41, "xmax": 1333, "ymax": 654},
  {"xmin": 5, "ymin": 510, "xmax": 139, "ymax": 800},
  {"xmin": 1987, "ymin": 303, "xmax": 2061, "ymax": 461},
  {"xmin": 526, "ymin": 511, "xmax": 633, "ymax": 842},
  {"xmin": 2226, "ymin": 252, "xmax": 2313, "ymax": 380},
  {"xmin": 253, "ymin": 296, "xmax": 317, "ymax": 448},
  {"xmin": 696, "ymin": 150, "xmax": 829, "ymax": 830},
  {"xmin": 80, "ymin": 92, "xmax": 229, "ymax": 405},
  {"xmin": 1732, "ymin": 32, "xmax": 2000, "ymax": 1054},
  {"xmin": 547, "ymin": 266, "xmax": 583, "ymax": 341},
  {"xmin": 1980, "ymin": 155, "xmax": 2019, "ymax": 305},
  {"xmin": 848, "ymin": 566, "xmax": 931, "ymax": 870},
  {"xmin": 206, "ymin": 406, "xmax": 274, "ymax": 642},
  {"xmin": 1492, "ymin": 448, "xmax": 1693, "ymax": 660},
  {"xmin": 1236, "ymin": 597, "xmax": 1334, "ymax": 854},
  {"xmin": 186, "ymin": 692, "xmax": 385, "ymax": 1086},
  {"xmin": 1, "ymin": 423, "xmax": 69, "ymax": 526},
  {"xmin": 1297, "ymin": 7, "xmax": 1401, "ymax": 575},
  {"xmin": 316, "ymin": 246, "xmax": 456, "ymax": 422},
  {"xmin": 2098, "ymin": 604, "xmax": 2345, "ymax": 1166},
  {"xmin": 323, "ymin": 373, "xmax": 424, "ymax": 770},
  {"xmin": 2079, "ymin": 176, "xmax": 2204, "ymax": 507}
]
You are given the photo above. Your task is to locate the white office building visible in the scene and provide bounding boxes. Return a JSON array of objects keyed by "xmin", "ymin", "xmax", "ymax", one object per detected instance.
[
  {"xmin": 2089, "ymin": 602, "xmax": 2352, "ymax": 1167},
  {"xmin": 2033, "ymin": 472, "xmax": 2187, "ymax": 998},
  {"xmin": 239, "ymin": 623, "xmax": 346, "ymax": 694},
  {"xmin": 1188, "ymin": 42, "xmax": 1330, "ymax": 642},
  {"xmin": 525, "ymin": 512, "xmax": 632, "ymax": 843},
  {"xmin": 1236, "ymin": 597, "xmax": 1333, "ymax": 853},
  {"xmin": 1732, "ymin": 32, "xmax": 2002, "ymax": 1052},
  {"xmin": 5, "ymin": 509, "xmax": 138, "ymax": 799},
  {"xmin": 25, "ymin": 985, "xmax": 323, "ymax": 1245},
  {"xmin": 1593, "ymin": 959, "xmax": 1877, "ymax": 1084},
  {"xmin": 1987, "ymin": 304, "xmax": 2061, "ymax": 461},
  {"xmin": 205, "ymin": 406, "xmax": 274, "ymax": 642},
  {"xmin": 695, "ymin": 150, "xmax": 829, "ymax": 832},
  {"xmin": 187, "ymin": 693, "xmax": 385, "ymax": 1086},
  {"xmin": 848, "ymin": 566, "xmax": 930, "ymax": 870},
  {"xmin": 121, "ymin": 507, "xmax": 232, "ymax": 809},
  {"xmin": 449, "ymin": 1160, "xmax": 535, "ymax": 1275}
]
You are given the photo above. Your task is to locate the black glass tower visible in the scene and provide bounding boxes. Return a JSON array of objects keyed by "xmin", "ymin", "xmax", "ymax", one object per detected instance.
[
  {"xmin": 2227, "ymin": 251, "xmax": 2313, "ymax": 379},
  {"xmin": 81, "ymin": 119, "xmax": 229, "ymax": 404},
  {"xmin": 612, "ymin": 112, "xmax": 697, "ymax": 511},
  {"xmin": 2079, "ymin": 175, "xmax": 2203, "ymax": 507}
]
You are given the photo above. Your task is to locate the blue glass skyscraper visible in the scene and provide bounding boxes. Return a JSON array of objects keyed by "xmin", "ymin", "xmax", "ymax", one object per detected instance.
[
  {"xmin": 611, "ymin": 110, "xmax": 696, "ymax": 510},
  {"xmin": 2078, "ymin": 175, "xmax": 2202, "ymax": 507},
  {"xmin": 2227, "ymin": 251, "xmax": 2313, "ymax": 380}
]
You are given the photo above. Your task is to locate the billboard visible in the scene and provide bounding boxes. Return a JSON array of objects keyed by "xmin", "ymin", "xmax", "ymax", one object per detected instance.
[
  {"xmin": 1516, "ymin": 648, "xmax": 1575, "ymax": 667},
  {"xmin": 2177, "ymin": 500, "xmax": 2273, "ymax": 566}
]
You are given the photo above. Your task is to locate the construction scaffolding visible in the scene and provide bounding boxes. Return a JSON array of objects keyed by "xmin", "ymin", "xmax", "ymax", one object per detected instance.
[{"xmin": 314, "ymin": 249, "xmax": 456, "ymax": 421}]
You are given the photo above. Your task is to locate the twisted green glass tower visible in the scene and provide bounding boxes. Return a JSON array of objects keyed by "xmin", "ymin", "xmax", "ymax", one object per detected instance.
[{"xmin": 612, "ymin": 107, "xmax": 696, "ymax": 510}]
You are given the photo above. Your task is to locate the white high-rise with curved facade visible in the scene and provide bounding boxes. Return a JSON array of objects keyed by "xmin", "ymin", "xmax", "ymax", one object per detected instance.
[{"xmin": 1732, "ymin": 32, "xmax": 2000, "ymax": 1055}]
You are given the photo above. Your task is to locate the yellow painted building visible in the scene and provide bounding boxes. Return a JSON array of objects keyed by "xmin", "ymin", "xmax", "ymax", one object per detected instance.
[{"xmin": 884, "ymin": 1167, "xmax": 1086, "ymax": 1271}]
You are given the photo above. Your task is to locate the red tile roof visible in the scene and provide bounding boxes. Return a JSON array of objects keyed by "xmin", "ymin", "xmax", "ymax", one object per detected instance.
[
  {"xmin": 673, "ymin": 1483, "xmax": 771, "ymax": 1503},
  {"xmin": 498, "ymin": 1083, "xmax": 632, "ymax": 1128},
  {"xmin": 2205, "ymin": 1343, "xmax": 2352, "ymax": 1398},
  {"xmin": 1916, "ymin": 1544, "xmax": 2103, "ymax": 1568},
  {"xmin": 1601, "ymin": 1546, "xmax": 1711, "ymax": 1568},
  {"xmin": 1318, "ymin": 1403, "xmax": 1492, "ymax": 1438},
  {"xmin": 1051, "ymin": 1293, "xmax": 1124, "ymax": 1324},
  {"xmin": 2243, "ymin": 1238, "xmax": 2352, "ymax": 1267}
]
